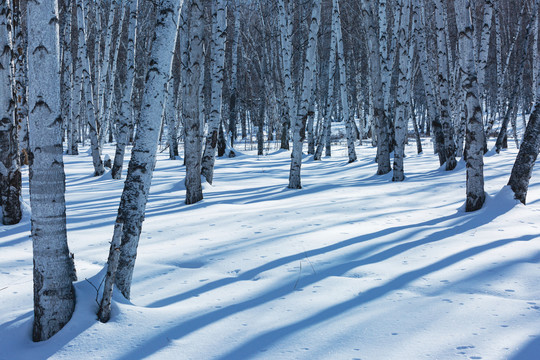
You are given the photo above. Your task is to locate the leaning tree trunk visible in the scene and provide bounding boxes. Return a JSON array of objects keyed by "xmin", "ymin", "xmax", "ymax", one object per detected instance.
[
  {"xmin": 27, "ymin": 0, "xmax": 76, "ymax": 341},
  {"xmin": 201, "ymin": 0, "xmax": 227, "ymax": 184},
  {"xmin": 288, "ymin": 0, "xmax": 321, "ymax": 189},
  {"xmin": 114, "ymin": 0, "xmax": 180, "ymax": 300},
  {"xmin": 455, "ymin": 0, "xmax": 486, "ymax": 212},
  {"xmin": 0, "ymin": 0, "xmax": 21, "ymax": 225},
  {"xmin": 508, "ymin": 101, "xmax": 540, "ymax": 204}
]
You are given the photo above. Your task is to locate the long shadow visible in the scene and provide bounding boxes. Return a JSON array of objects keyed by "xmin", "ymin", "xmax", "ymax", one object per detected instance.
[
  {"xmin": 146, "ymin": 212, "xmax": 459, "ymax": 308},
  {"xmin": 117, "ymin": 205, "xmax": 516, "ymax": 360},
  {"xmin": 510, "ymin": 335, "xmax": 540, "ymax": 360},
  {"xmin": 218, "ymin": 234, "xmax": 537, "ymax": 360}
]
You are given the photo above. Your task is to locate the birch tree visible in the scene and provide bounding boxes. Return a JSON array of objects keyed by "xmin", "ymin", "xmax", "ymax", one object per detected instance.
[
  {"xmin": 277, "ymin": 0, "xmax": 294, "ymax": 151},
  {"xmin": 76, "ymin": 0, "xmax": 104, "ymax": 176},
  {"xmin": 455, "ymin": 0, "xmax": 486, "ymax": 212},
  {"xmin": 114, "ymin": 0, "xmax": 181, "ymax": 299},
  {"xmin": 201, "ymin": 0, "xmax": 227, "ymax": 184},
  {"xmin": 434, "ymin": 0, "xmax": 457, "ymax": 171},
  {"xmin": 27, "ymin": 0, "xmax": 75, "ymax": 341},
  {"xmin": 111, "ymin": 0, "xmax": 138, "ymax": 179},
  {"xmin": 184, "ymin": 0, "xmax": 204, "ymax": 205},
  {"xmin": 334, "ymin": 0, "xmax": 356, "ymax": 163},
  {"xmin": 393, "ymin": 0, "xmax": 412, "ymax": 182},
  {"xmin": 288, "ymin": 0, "xmax": 321, "ymax": 189},
  {"xmin": 0, "ymin": 0, "xmax": 21, "ymax": 225}
]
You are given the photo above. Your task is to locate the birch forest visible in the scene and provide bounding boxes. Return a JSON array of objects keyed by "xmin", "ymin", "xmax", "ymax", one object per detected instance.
[{"xmin": 1, "ymin": 0, "xmax": 540, "ymax": 358}]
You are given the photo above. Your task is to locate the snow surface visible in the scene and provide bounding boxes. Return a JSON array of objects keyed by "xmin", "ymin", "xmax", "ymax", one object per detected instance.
[{"xmin": 1, "ymin": 137, "xmax": 540, "ymax": 360}]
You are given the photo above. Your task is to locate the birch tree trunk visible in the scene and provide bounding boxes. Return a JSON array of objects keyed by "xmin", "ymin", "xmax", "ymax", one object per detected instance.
[
  {"xmin": 393, "ymin": 0, "xmax": 411, "ymax": 182},
  {"xmin": 455, "ymin": 0, "xmax": 486, "ymax": 212},
  {"xmin": 508, "ymin": 101, "xmax": 540, "ymax": 204},
  {"xmin": 228, "ymin": 0, "xmax": 240, "ymax": 147},
  {"xmin": 201, "ymin": 0, "xmax": 227, "ymax": 184},
  {"xmin": 27, "ymin": 0, "xmax": 75, "ymax": 341},
  {"xmin": 115, "ymin": 0, "xmax": 181, "ymax": 299},
  {"xmin": 278, "ymin": 0, "xmax": 294, "ymax": 151},
  {"xmin": 11, "ymin": 0, "xmax": 28, "ymax": 164},
  {"xmin": 288, "ymin": 0, "xmax": 321, "ymax": 189},
  {"xmin": 334, "ymin": 0, "xmax": 356, "ymax": 163},
  {"xmin": 415, "ymin": 1, "xmax": 445, "ymax": 165},
  {"xmin": 77, "ymin": 0, "xmax": 104, "ymax": 176},
  {"xmin": 111, "ymin": 0, "xmax": 138, "ymax": 180},
  {"xmin": 434, "ymin": 0, "xmax": 457, "ymax": 171},
  {"xmin": 184, "ymin": 0, "xmax": 204, "ymax": 205},
  {"xmin": 0, "ymin": 0, "xmax": 21, "ymax": 225},
  {"xmin": 477, "ymin": 0, "xmax": 493, "ymax": 101}
]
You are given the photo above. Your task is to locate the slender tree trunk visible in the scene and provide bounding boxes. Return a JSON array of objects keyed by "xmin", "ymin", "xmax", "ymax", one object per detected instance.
[
  {"xmin": 0, "ymin": 1, "xmax": 21, "ymax": 225},
  {"xmin": 455, "ymin": 0, "xmax": 486, "ymax": 212},
  {"xmin": 115, "ymin": 0, "xmax": 180, "ymax": 299},
  {"xmin": 77, "ymin": 0, "xmax": 104, "ymax": 176},
  {"xmin": 334, "ymin": 0, "xmax": 356, "ymax": 163},
  {"xmin": 27, "ymin": 0, "xmax": 76, "ymax": 341},
  {"xmin": 393, "ymin": 0, "xmax": 412, "ymax": 182},
  {"xmin": 201, "ymin": 0, "xmax": 227, "ymax": 184},
  {"xmin": 288, "ymin": 0, "xmax": 321, "ymax": 189},
  {"xmin": 111, "ymin": 0, "xmax": 138, "ymax": 180},
  {"xmin": 434, "ymin": 0, "xmax": 457, "ymax": 170},
  {"xmin": 184, "ymin": 0, "xmax": 204, "ymax": 205},
  {"xmin": 278, "ymin": 0, "xmax": 294, "ymax": 151}
]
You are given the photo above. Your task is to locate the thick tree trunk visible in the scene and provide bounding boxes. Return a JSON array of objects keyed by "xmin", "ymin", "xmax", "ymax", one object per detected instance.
[
  {"xmin": 27, "ymin": 0, "xmax": 75, "ymax": 341},
  {"xmin": 115, "ymin": 0, "xmax": 180, "ymax": 299}
]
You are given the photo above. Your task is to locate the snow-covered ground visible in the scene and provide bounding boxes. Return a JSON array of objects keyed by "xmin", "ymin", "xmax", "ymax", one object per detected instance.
[{"xmin": 1, "ymin": 137, "xmax": 540, "ymax": 360}]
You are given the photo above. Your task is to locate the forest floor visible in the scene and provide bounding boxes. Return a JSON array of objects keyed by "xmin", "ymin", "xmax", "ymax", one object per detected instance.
[{"xmin": 1, "ymin": 136, "xmax": 540, "ymax": 359}]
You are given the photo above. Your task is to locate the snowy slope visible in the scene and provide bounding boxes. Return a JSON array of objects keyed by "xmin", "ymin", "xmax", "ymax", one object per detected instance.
[{"xmin": 1, "ymin": 138, "xmax": 540, "ymax": 360}]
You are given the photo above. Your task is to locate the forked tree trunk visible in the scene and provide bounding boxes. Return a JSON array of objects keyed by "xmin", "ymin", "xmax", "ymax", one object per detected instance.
[{"xmin": 27, "ymin": 0, "xmax": 76, "ymax": 341}]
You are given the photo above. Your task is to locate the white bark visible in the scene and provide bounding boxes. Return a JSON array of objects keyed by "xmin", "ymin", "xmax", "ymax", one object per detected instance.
[
  {"xmin": 201, "ymin": 0, "xmax": 227, "ymax": 184},
  {"xmin": 112, "ymin": 0, "xmax": 138, "ymax": 180},
  {"xmin": 434, "ymin": 0, "xmax": 457, "ymax": 170},
  {"xmin": 184, "ymin": 0, "xmax": 204, "ymax": 204},
  {"xmin": 228, "ymin": 0, "xmax": 240, "ymax": 147},
  {"xmin": 115, "ymin": 0, "xmax": 181, "ymax": 299},
  {"xmin": 393, "ymin": 0, "xmax": 411, "ymax": 182},
  {"xmin": 0, "ymin": 0, "xmax": 21, "ymax": 225},
  {"xmin": 27, "ymin": 0, "xmax": 75, "ymax": 341},
  {"xmin": 477, "ymin": 0, "xmax": 493, "ymax": 100},
  {"xmin": 455, "ymin": 0, "xmax": 486, "ymax": 212},
  {"xmin": 288, "ymin": 0, "xmax": 321, "ymax": 189},
  {"xmin": 76, "ymin": 0, "xmax": 104, "ymax": 176},
  {"xmin": 278, "ymin": 0, "xmax": 294, "ymax": 150},
  {"xmin": 334, "ymin": 0, "xmax": 356, "ymax": 163}
]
